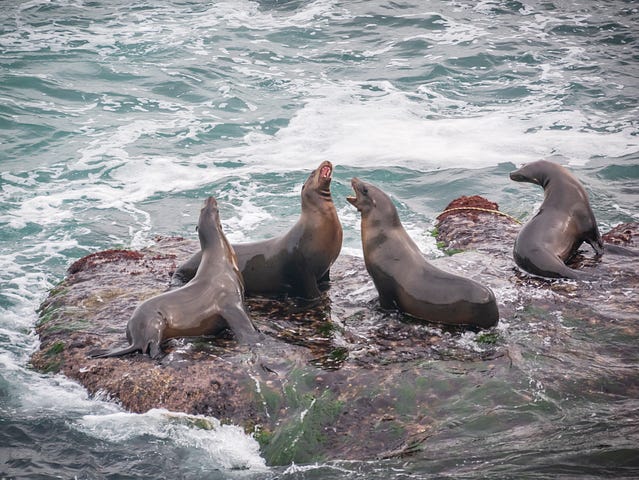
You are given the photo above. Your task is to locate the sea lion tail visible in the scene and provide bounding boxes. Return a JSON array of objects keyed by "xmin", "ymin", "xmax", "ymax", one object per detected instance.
[
  {"xmin": 89, "ymin": 344, "xmax": 140, "ymax": 358},
  {"xmin": 604, "ymin": 243, "xmax": 639, "ymax": 257}
]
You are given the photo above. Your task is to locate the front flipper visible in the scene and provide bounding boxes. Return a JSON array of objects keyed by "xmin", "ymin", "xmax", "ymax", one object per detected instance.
[
  {"xmin": 297, "ymin": 269, "xmax": 322, "ymax": 300},
  {"xmin": 584, "ymin": 228, "xmax": 604, "ymax": 256},
  {"xmin": 368, "ymin": 267, "xmax": 398, "ymax": 310},
  {"xmin": 148, "ymin": 340, "xmax": 163, "ymax": 359},
  {"xmin": 223, "ymin": 306, "xmax": 261, "ymax": 345},
  {"xmin": 378, "ymin": 291, "xmax": 397, "ymax": 310},
  {"xmin": 289, "ymin": 253, "xmax": 322, "ymax": 300},
  {"xmin": 318, "ymin": 269, "xmax": 331, "ymax": 291},
  {"xmin": 90, "ymin": 338, "xmax": 163, "ymax": 359}
]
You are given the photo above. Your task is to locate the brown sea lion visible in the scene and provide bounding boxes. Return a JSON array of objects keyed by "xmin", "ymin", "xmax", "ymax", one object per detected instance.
[
  {"xmin": 92, "ymin": 197, "xmax": 260, "ymax": 358},
  {"xmin": 509, "ymin": 160, "xmax": 604, "ymax": 279},
  {"xmin": 171, "ymin": 161, "xmax": 343, "ymax": 300},
  {"xmin": 347, "ymin": 178, "xmax": 499, "ymax": 329}
]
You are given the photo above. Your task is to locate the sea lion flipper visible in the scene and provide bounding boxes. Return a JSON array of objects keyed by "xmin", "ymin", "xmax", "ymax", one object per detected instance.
[
  {"xmin": 222, "ymin": 306, "xmax": 261, "ymax": 345},
  {"xmin": 299, "ymin": 274, "xmax": 321, "ymax": 300},
  {"xmin": 89, "ymin": 344, "xmax": 140, "ymax": 358},
  {"xmin": 585, "ymin": 229, "xmax": 604, "ymax": 256},
  {"xmin": 516, "ymin": 250, "xmax": 586, "ymax": 280},
  {"xmin": 604, "ymin": 243, "xmax": 639, "ymax": 256},
  {"xmin": 378, "ymin": 293, "xmax": 396, "ymax": 310},
  {"xmin": 317, "ymin": 270, "xmax": 332, "ymax": 292},
  {"xmin": 290, "ymin": 253, "xmax": 322, "ymax": 300},
  {"xmin": 368, "ymin": 265, "xmax": 397, "ymax": 309},
  {"xmin": 149, "ymin": 341, "xmax": 162, "ymax": 359}
]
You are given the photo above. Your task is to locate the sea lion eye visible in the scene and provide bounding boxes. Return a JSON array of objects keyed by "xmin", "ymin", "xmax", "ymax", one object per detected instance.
[{"xmin": 362, "ymin": 187, "xmax": 368, "ymax": 195}]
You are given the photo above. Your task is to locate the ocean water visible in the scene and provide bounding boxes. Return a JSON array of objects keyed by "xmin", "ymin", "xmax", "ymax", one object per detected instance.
[{"xmin": 1, "ymin": 0, "xmax": 638, "ymax": 478}]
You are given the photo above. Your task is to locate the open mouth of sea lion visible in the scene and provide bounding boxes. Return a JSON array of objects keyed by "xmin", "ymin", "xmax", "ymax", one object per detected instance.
[
  {"xmin": 319, "ymin": 163, "xmax": 332, "ymax": 180},
  {"xmin": 346, "ymin": 178, "xmax": 360, "ymax": 206}
]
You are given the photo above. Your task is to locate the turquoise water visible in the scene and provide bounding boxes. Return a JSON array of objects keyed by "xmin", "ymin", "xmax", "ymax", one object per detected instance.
[{"xmin": 1, "ymin": 1, "xmax": 638, "ymax": 478}]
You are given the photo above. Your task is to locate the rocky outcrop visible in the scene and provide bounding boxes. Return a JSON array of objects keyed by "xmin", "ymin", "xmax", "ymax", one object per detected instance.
[{"xmin": 31, "ymin": 197, "xmax": 638, "ymax": 464}]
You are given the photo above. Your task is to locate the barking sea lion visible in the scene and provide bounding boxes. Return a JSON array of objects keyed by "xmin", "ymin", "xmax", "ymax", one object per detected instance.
[{"xmin": 172, "ymin": 161, "xmax": 343, "ymax": 300}]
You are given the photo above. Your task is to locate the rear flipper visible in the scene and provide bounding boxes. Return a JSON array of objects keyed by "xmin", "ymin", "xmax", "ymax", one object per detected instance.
[
  {"xmin": 545, "ymin": 262, "xmax": 589, "ymax": 280},
  {"xmin": 89, "ymin": 344, "xmax": 142, "ymax": 358},
  {"xmin": 515, "ymin": 251, "xmax": 588, "ymax": 280},
  {"xmin": 89, "ymin": 339, "xmax": 162, "ymax": 359},
  {"xmin": 604, "ymin": 243, "xmax": 639, "ymax": 256}
]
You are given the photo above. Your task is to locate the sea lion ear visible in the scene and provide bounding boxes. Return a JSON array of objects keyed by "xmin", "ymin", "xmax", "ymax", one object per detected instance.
[{"xmin": 372, "ymin": 198, "xmax": 377, "ymax": 207}]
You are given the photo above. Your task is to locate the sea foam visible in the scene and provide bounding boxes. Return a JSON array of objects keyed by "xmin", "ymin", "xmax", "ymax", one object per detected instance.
[{"xmin": 77, "ymin": 409, "xmax": 268, "ymax": 473}]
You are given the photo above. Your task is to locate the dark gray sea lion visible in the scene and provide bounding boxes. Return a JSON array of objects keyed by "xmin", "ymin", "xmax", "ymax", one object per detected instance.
[
  {"xmin": 172, "ymin": 161, "xmax": 343, "ymax": 300},
  {"xmin": 509, "ymin": 160, "xmax": 604, "ymax": 279},
  {"xmin": 347, "ymin": 178, "xmax": 499, "ymax": 329},
  {"xmin": 93, "ymin": 197, "xmax": 260, "ymax": 358}
]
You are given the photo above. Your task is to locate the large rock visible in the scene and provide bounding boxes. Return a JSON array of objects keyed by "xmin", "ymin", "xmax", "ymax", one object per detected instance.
[{"xmin": 31, "ymin": 197, "xmax": 639, "ymax": 464}]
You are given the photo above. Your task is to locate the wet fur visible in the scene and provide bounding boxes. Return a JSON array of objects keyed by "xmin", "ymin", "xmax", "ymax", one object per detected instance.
[
  {"xmin": 510, "ymin": 160, "xmax": 603, "ymax": 279},
  {"xmin": 92, "ymin": 197, "xmax": 259, "ymax": 359},
  {"xmin": 347, "ymin": 178, "xmax": 499, "ymax": 329},
  {"xmin": 172, "ymin": 161, "xmax": 343, "ymax": 300}
]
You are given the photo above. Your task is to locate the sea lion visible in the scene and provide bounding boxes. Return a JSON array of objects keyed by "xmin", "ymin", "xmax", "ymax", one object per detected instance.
[
  {"xmin": 171, "ymin": 161, "xmax": 343, "ymax": 300},
  {"xmin": 347, "ymin": 178, "xmax": 499, "ymax": 329},
  {"xmin": 92, "ymin": 197, "xmax": 260, "ymax": 358},
  {"xmin": 509, "ymin": 160, "xmax": 604, "ymax": 279}
]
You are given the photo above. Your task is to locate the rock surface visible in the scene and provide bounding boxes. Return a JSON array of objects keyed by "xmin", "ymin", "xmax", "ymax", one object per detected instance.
[{"xmin": 31, "ymin": 196, "xmax": 639, "ymax": 464}]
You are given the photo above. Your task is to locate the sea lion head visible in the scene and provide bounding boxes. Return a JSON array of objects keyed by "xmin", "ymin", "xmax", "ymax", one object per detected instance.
[
  {"xmin": 198, "ymin": 196, "xmax": 241, "ymax": 272},
  {"xmin": 197, "ymin": 196, "xmax": 223, "ymax": 247},
  {"xmin": 347, "ymin": 178, "xmax": 400, "ymax": 226},
  {"xmin": 509, "ymin": 160, "xmax": 565, "ymax": 189},
  {"xmin": 301, "ymin": 160, "xmax": 334, "ymax": 207}
]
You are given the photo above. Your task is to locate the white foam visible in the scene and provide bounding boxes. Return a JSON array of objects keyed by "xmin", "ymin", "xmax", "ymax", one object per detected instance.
[
  {"xmin": 2, "ymin": 344, "xmax": 269, "ymax": 474},
  {"xmin": 212, "ymin": 80, "xmax": 638, "ymax": 173},
  {"xmin": 404, "ymin": 15, "xmax": 487, "ymax": 46},
  {"xmin": 6, "ymin": 0, "xmax": 341, "ymax": 60},
  {"xmin": 282, "ymin": 461, "xmax": 356, "ymax": 475},
  {"xmin": 0, "ymin": 272, "xmax": 121, "ymax": 419},
  {"xmin": 110, "ymin": 158, "xmax": 223, "ymax": 201},
  {"xmin": 4, "ymin": 196, "xmax": 75, "ymax": 230},
  {"xmin": 17, "ymin": 372, "xmax": 120, "ymax": 415},
  {"xmin": 220, "ymin": 181, "xmax": 275, "ymax": 242},
  {"xmin": 77, "ymin": 409, "xmax": 267, "ymax": 472}
]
